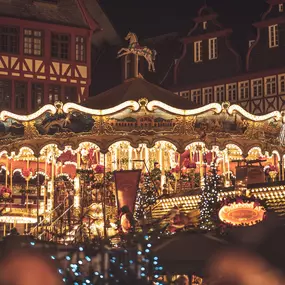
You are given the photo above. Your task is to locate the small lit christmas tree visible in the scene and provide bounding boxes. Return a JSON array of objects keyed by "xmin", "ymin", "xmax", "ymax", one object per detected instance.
[
  {"xmin": 200, "ymin": 162, "xmax": 222, "ymax": 231},
  {"xmin": 135, "ymin": 174, "xmax": 158, "ymax": 221}
]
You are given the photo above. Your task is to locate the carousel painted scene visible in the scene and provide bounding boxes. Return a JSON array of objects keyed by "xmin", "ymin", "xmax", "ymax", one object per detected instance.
[{"xmin": 1, "ymin": 35, "xmax": 285, "ymax": 284}]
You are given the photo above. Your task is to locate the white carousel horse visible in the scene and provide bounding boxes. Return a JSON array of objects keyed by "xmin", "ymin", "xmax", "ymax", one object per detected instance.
[{"xmin": 117, "ymin": 32, "xmax": 157, "ymax": 72}]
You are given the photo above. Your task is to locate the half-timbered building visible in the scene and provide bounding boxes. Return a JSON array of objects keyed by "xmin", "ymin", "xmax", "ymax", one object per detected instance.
[{"xmin": 0, "ymin": 0, "xmax": 103, "ymax": 114}]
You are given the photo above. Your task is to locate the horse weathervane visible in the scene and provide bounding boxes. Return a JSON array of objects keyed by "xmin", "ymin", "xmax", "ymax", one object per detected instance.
[{"xmin": 117, "ymin": 32, "xmax": 157, "ymax": 72}]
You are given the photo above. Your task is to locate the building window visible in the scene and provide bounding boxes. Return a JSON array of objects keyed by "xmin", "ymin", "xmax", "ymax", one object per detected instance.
[
  {"xmin": 209, "ymin": 38, "xmax": 218, "ymax": 60},
  {"xmin": 251, "ymin": 79, "xmax": 263, "ymax": 98},
  {"xmin": 278, "ymin": 74, "xmax": 285, "ymax": 94},
  {"xmin": 279, "ymin": 4, "xmax": 283, "ymax": 12},
  {"xmin": 24, "ymin": 29, "xmax": 43, "ymax": 56},
  {"xmin": 203, "ymin": 21, "xmax": 207, "ymax": 30},
  {"xmin": 226, "ymin": 83, "xmax": 237, "ymax": 102},
  {"xmin": 0, "ymin": 26, "xmax": 19, "ymax": 54},
  {"xmin": 203, "ymin": 87, "xmax": 213, "ymax": 105},
  {"xmin": 239, "ymin": 81, "xmax": 249, "ymax": 100},
  {"xmin": 31, "ymin": 83, "xmax": 44, "ymax": 111},
  {"xmin": 194, "ymin": 41, "xmax": 202, "ymax": 63},
  {"xmin": 249, "ymin": 40, "xmax": 255, "ymax": 47},
  {"xmin": 64, "ymin": 86, "xmax": 77, "ymax": 102},
  {"xmin": 191, "ymin": 89, "xmax": 202, "ymax": 105},
  {"xmin": 15, "ymin": 81, "xmax": 27, "ymax": 110},
  {"xmin": 75, "ymin": 36, "xmax": 86, "ymax": 62},
  {"xmin": 51, "ymin": 33, "xmax": 70, "ymax": 60},
  {"xmin": 0, "ymin": 80, "xmax": 11, "ymax": 109},
  {"xmin": 268, "ymin": 25, "xmax": 279, "ymax": 48},
  {"xmin": 48, "ymin": 85, "xmax": 61, "ymax": 103},
  {"xmin": 181, "ymin": 91, "xmax": 190, "ymax": 100},
  {"xmin": 214, "ymin": 85, "xmax": 225, "ymax": 102},
  {"xmin": 264, "ymin": 76, "xmax": 277, "ymax": 96}
]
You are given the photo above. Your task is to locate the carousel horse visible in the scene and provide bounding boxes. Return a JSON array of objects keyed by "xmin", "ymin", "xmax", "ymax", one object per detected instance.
[{"xmin": 117, "ymin": 32, "xmax": 157, "ymax": 72}]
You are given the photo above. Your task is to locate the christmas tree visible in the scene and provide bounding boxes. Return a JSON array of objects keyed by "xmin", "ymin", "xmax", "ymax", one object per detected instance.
[
  {"xmin": 135, "ymin": 174, "xmax": 158, "ymax": 221},
  {"xmin": 200, "ymin": 162, "xmax": 222, "ymax": 231}
]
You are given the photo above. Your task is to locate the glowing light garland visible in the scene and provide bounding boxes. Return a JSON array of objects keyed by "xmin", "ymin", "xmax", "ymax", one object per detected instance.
[
  {"xmin": 146, "ymin": 101, "xmax": 222, "ymax": 115},
  {"xmin": 228, "ymin": 104, "xmax": 282, "ymax": 121},
  {"xmin": 63, "ymin": 101, "xmax": 140, "ymax": 115},
  {"xmin": 0, "ymin": 216, "xmax": 37, "ymax": 224},
  {"xmin": 0, "ymin": 104, "xmax": 57, "ymax": 121}
]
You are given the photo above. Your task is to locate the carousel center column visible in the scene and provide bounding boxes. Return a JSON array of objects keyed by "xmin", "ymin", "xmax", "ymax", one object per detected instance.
[
  {"xmin": 47, "ymin": 153, "xmax": 55, "ymax": 212},
  {"xmin": 73, "ymin": 151, "xmax": 81, "ymax": 216}
]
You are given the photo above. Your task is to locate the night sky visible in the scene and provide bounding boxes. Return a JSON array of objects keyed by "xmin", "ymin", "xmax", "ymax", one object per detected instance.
[{"xmin": 100, "ymin": 0, "xmax": 268, "ymax": 41}]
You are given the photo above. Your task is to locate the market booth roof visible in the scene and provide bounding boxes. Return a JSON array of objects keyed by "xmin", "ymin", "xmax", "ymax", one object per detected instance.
[{"xmin": 83, "ymin": 77, "xmax": 199, "ymax": 109}]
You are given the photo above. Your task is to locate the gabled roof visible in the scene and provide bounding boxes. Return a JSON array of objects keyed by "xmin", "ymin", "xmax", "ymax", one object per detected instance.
[
  {"xmin": 0, "ymin": 0, "xmax": 91, "ymax": 29},
  {"xmin": 83, "ymin": 77, "xmax": 199, "ymax": 109}
]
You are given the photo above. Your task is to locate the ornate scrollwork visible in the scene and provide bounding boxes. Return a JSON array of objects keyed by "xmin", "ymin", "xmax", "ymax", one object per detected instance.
[
  {"xmin": 185, "ymin": 116, "xmax": 197, "ymax": 134},
  {"xmin": 23, "ymin": 121, "xmax": 39, "ymax": 139},
  {"xmin": 173, "ymin": 116, "xmax": 196, "ymax": 135},
  {"xmin": 92, "ymin": 116, "xmax": 100, "ymax": 134},
  {"xmin": 92, "ymin": 116, "xmax": 115, "ymax": 135},
  {"xmin": 244, "ymin": 121, "xmax": 264, "ymax": 140}
]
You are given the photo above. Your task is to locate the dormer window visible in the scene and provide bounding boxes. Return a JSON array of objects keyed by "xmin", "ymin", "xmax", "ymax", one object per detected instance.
[
  {"xmin": 279, "ymin": 4, "xmax": 283, "ymax": 12},
  {"xmin": 203, "ymin": 21, "xmax": 207, "ymax": 30},
  {"xmin": 194, "ymin": 41, "xmax": 202, "ymax": 63},
  {"xmin": 208, "ymin": 38, "xmax": 218, "ymax": 60},
  {"xmin": 268, "ymin": 25, "xmax": 279, "ymax": 48}
]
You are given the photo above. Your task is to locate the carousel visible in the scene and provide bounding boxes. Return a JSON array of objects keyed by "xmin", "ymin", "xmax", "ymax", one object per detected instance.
[
  {"xmin": 0, "ymin": 34, "xmax": 284, "ymax": 285},
  {"xmin": 0, "ymin": 31, "xmax": 284, "ymax": 244},
  {"xmin": 0, "ymin": 87, "xmax": 284, "ymax": 237}
]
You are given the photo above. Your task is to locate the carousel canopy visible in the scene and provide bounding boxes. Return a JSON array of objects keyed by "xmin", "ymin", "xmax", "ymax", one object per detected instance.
[{"xmin": 83, "ymin": 77, "xmax": 199, "ymax": 109}]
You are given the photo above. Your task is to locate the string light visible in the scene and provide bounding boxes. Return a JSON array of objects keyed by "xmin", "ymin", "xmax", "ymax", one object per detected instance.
[
  {"xmin": 200, "ymin": 162, "xmax": 222, "ymax": 231},
  {"xmin": 27, "ymin": 235, "xmax": 165, "ymax": 284}
]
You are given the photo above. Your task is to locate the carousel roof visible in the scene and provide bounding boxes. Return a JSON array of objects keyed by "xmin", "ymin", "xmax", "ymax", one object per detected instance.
[{"xmin": 83, "ymin": 77, "xmax": 199, "ymax": 109}]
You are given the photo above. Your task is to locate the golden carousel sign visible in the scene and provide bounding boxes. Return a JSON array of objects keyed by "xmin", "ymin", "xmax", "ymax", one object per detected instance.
[{"xmin": 218, "ymin": 196, "xmax": 266, "ymax": 226}]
